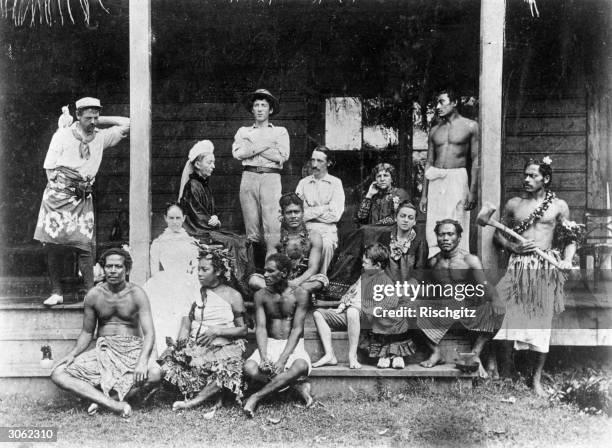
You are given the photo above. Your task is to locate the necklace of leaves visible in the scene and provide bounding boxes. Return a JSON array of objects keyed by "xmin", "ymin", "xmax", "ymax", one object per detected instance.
[{"xmin": 512, "ymin": 189, "xmax": 556, "ymax": 235}]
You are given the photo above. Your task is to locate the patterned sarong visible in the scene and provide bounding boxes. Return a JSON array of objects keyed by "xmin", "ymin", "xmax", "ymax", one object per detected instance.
[
  {"xmin": 34, "ymin": 167, "xmax": 94, "ymax": 252},
  {"xmin": 64, "ymin": 335, "xmax": 144, "ymax": 400}
]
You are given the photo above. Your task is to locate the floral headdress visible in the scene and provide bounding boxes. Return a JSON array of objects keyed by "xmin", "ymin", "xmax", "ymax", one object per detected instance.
[{"xmin": 194, "ymin": 241, "xmax": 234, "ymax": 282}]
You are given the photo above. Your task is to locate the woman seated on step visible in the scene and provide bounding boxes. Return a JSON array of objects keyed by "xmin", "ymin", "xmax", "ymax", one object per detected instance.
[
  {"xmin": 143, "ymin": 202, "xmax": 199, "ymax": 356},
  {"xmin": 360, "ymin": 201, "xmax": 428, "ymax": 369},
  {"xmin": 325, "ymin": 163, "xmax": 412, "ymax": 298},
  {"xmin": 179, "ymin": 140, "xmax": 253, "ymax": 295},
  {"xmin": 160, "ymin": 245, "xmax": 247, "ymax": 412},
  {"xmin": 248, "ymin": 193, "xmax": 328, "ymax": 294}
]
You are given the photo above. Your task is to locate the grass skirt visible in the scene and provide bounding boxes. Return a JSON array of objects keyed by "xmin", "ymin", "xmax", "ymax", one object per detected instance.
[{"xmin": 160, "ymin": 338, "xmax": 245, "ymax": 399}]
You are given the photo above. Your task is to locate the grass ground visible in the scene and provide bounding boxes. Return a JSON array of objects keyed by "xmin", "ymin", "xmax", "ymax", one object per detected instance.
[{"xmin": 1, "ymin": 377, "xmax": 610, "ymax": 448}]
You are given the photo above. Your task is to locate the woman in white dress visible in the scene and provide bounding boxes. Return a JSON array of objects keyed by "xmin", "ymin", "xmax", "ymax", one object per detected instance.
[{"xmin": 144, "ymin": 203, "xmax": 199, "ymax": 355}]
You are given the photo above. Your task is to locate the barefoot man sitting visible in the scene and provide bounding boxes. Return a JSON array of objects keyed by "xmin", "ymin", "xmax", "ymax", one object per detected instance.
[
  {"xmin": 243, "ymin": 253, "xmax": 313, "ymax": 417},
  {"xmin": 493, "ymin": 158, "xmax": 577, "ymax": 396},
  {"xmin": 51, "ymin": 248, "xmax": 161, "ymax": 417},
  {"xmin": 418, "ymin": 219, "xmax": 504, "ymax": 370}
]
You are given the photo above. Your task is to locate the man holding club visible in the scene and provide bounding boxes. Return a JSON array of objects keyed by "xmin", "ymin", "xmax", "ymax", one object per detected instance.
[{"xmin": 480, "ymin": 157, "xmax": 576, "ymax": 396}]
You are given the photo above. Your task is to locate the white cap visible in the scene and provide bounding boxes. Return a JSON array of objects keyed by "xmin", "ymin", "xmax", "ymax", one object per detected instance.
[
  {"xmin": 75, "ymin": 97, "xmax": 102, "ymax": 110},
  {"xmin": 188, "ymin": 140, "xmax": 214, "ymax": 162}
]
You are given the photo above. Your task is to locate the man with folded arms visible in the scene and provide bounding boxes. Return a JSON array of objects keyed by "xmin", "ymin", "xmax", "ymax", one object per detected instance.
[{"xmin": 233, "ymin": 89, "xmax": 289, "ymax": 257}]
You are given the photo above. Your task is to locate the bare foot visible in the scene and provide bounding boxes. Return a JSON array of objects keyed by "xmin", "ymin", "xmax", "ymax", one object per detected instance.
[
  {"xmin": 533, "ymin": 378, "xmax": 548, "ymax": 397},
  {"xmin": 120, "ymin": 403, "xmax": 132, "ymax": 419},
  {"xmin": 243, "ymin": 396, "xmax": 258, "ymax": 418},
  {"xmin": 172, "ymin": 400, "xmax": 188, "ymax": 411},
  {"xmin": 293, "ymin": 382, "xmax": 314, "ymax": 408},
  {"xmin": 312, "ymin": 354, "xmax": 338, "ymax": 368},
  {"xmin": 420, "ymin": 351, "xmax": 444, "ymax": 368},
  {"xmin": 348, "ymin": 356, "xmax": 362, "ymax": 369}
]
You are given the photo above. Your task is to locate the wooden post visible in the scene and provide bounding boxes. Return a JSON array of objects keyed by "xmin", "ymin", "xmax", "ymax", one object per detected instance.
[
  {"xmin": 478, "ymin": 0, "xmax": 505, "ymax": 268},
  {"xmin": 129, "ymin": 0, "xmax": 152, "ymax": 285},
  {"xmin": 398, "ymin": 106, "xmax": 413, "ymax": 195}
]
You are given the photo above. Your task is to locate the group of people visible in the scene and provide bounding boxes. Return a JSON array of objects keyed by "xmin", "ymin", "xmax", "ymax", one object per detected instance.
[{"xmin": 39, "ymin": 88, "xmax": 580, "ymax": 417}]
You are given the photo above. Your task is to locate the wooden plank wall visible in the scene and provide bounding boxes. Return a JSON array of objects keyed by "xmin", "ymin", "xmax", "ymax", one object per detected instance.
[
  {"xmin": 503, "ymin": 93, "xmax": 587, "ymax": 222},
  {"xmin": 96, "ymin": 98, "xmax": 308, "ymax": 241}
]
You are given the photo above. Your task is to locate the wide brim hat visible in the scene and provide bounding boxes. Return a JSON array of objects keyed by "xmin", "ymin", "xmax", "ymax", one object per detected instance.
[{"xmin": 243, "ymin": 89, "xmax": 280, "ymax": 116}]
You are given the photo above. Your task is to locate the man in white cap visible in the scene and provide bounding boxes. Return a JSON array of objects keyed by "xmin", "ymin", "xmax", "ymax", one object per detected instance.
[
  {"xmin": 232, "ymin": 89, "xmax": 289, "ymax": 257},
  {"xmin": 34, "ymin": 97, "xmax": 130, "ymax": 306}
]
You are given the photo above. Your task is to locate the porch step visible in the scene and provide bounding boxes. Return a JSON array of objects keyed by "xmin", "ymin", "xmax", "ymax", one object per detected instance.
[{"xmin": 0, "ymin": 276, "xmax": 84, "ymax": 301}]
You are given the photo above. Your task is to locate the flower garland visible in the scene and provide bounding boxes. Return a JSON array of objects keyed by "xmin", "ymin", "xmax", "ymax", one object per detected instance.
[
  {"xmin": 389, "ymin": 227, "xmax": 416, "ymax": 261},
  {"xmin": 512, "ymin": 190, "xmax": 556, "ymax": 235},
  {"xmin": 194, "ymin": 242, "xmax": 234, "ymax": 282}
]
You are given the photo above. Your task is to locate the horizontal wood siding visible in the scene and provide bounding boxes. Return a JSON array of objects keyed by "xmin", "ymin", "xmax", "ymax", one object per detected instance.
[
  {"xmin": 97, "ymin": 100, "xmax": 308, "ymax": 241},
  {"xmin": 503, "ymin": 94, "xmax": 587, "ymax": 221}
]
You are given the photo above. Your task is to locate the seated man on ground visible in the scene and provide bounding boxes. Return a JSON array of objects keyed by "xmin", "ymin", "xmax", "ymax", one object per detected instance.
[
  {"xmin": 312, "ymin": 244, "xmax": 390, "ymax": 369},
  {"xmin": 160, "ymin": 246, "xmax": 248, "ymax": 412},
  {"xmin": 418, "ymin": 220, "xmax": 504, "ymax": 371},
  {"xmin": 50, "ymin": 248, "xmax": 161, "ymax": 417},
  {"xmin": 243, "ymin": 253, "xmax": 312, "ymax": 417},
  {"xmin": 249, "ymin": 193, "xmax": 328, "ymax": 294}
]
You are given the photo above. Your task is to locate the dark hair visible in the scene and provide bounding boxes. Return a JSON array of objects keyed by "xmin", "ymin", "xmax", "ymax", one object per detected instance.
[
  {"xmin": 266, "ymin": 252, "xmax": 292, "ymax": 275},
  {"xmin": 395, "ymin": 200, "xmax": 417, "ymax": 216},
  {"xmin": 279, "ymin": 192, "xmax": 304, "ymax": 212},
  {"xmin": 197, "ymin": 247, "xmax": 233, "ymax": 282},
  {"xmin": 99, "ymin": 248, "xmax": 133, "ymax": 272},
  {"xmin": 372, "ymin": 163, "xmax": 397, "ymax": 187},
  {"xmin": 165, "ymin": 201, "xmax": 184, "ymax": 216},
  {"xmin": 311, "ymin": 145, "xmax": 334, "ymax": 166},
  {"xmin": 434, "ymin": 219, "xmax": 463, "ymax": 237},
  {"xmin": 524, "ymin": 159, "xmax": 553, "ymax": 188},
  {"xmin": 436, "ymin": 87, "xmax": 459, "ymax": 104},
  {"xmin": 364, "ymin": 243, "xmax": 389, "ymax": 269}
]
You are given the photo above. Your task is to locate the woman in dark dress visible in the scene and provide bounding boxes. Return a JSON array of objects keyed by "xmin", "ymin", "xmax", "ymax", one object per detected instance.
[
  {"xmin": 179, "ymin": 140, "xmax": 253, "ymax": 295},
  {"xmin": 361, "ymin": 201, "xmax": 428, "ymax": 369}
]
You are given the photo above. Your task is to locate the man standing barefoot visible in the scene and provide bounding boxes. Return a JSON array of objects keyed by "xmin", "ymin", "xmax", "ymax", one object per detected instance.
[
  {"xmin": 494, "ymin": 158, "xmax": 576, "ymax": 396},
  {"xmin": 243, "ymin": 253, "xmax": 312, "ymax": 417},
  {"xmin": 51, "ymin": 248, "xmax": 160, "ymax": 417},
  {"xmin": 419, "ymin": 88, "xmax": 478, "ymax": 257}
]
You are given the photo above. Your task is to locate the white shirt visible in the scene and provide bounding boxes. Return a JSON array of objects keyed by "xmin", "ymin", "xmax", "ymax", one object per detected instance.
[
  {"xmin": 295, "ymin": 173, "xmax": 345, "ymax": 224},
  {"xmin": 43, "ymin": 123, "xmax": 127, "ymax": 179}
]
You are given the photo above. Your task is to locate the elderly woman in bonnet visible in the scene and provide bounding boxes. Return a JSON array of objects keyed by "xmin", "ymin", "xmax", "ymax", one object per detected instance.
[{"xmin": 179, "ymin": 140, "xmax": 254, "ymax": 295}]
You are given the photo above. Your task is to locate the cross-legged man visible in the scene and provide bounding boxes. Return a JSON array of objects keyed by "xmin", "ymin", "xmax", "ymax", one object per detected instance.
[
  {"xmin": 243, "ymin": 253, "xmax": 312, "ymax": 417},
  {"xmin": 50, "ymin": 248, "xmax": 160, "ymax": 417}
]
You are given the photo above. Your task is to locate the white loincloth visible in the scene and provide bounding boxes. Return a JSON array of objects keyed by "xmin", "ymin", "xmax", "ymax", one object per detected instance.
[
  {"xmin": 248, "ymin": 338, "xmax": 312, "ymax": 375},
  {"xmin": 425, "ymin": 166, "xmax": 470, "ymax": 257}
]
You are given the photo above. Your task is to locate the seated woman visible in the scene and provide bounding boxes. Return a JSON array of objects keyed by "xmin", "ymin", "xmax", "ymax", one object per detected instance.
[
  {"xmin": 355, "ymin": 163, "xmax": 410, "ymax": 226},
  {"xmin": 249, "ymin": 193, "xmax": 328, "ymax": 294},
  {"xmin": 179, "ymin": 140, "xmax": 253, "ymax": 295},
  {"xmin": 143, "ymin": 203, "xmax": 199, "ymax": 356},
  {"xmin": 160, "ymin": 246, "xmax": 247, "ymax": 411},
  {"xmin": 326, "ymin": 163, "xmax": 411, "ymax": 298},
  {"xmin": 362, "ymin": 201, "xmax": 428, "ymax": 369}
]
